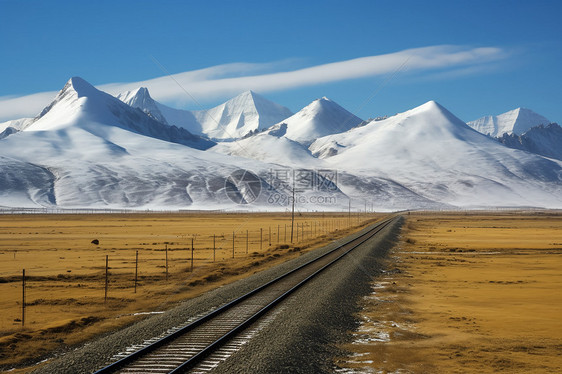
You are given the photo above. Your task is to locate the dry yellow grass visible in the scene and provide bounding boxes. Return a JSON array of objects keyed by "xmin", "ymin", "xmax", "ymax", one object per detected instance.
[
  {"xmin": 338, "ymin": 212, "xmax": 562, "ymax": 373},
  {"xmin": 0, "ymin": 211, "xmax": 377, "ymax": 371}
]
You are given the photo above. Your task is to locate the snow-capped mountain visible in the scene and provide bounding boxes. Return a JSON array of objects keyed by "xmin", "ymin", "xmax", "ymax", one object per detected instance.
[
  {"xmin": 118, "ymin": 89, "xmax": 293, "ymax": 141},
  {"xmin": 497, "ymin": 123, "xmax": 562, "ymax": 161},
  {"xmin": 311, "ymin": 101, "xmax": 562, "ymax": 208},
  {"xmin": 24, "ymin": 77, "xmax": 214, "ymax": 150},
  {"xmin": 194, "ymin": 90, "xmax": 293, "ymax": 140},
  {"xmin": 210, "ymin": 97, "xmax": 362, "ymax": 165},
  {"xmin": 267, "ymin": 97, "xmax": 362, "ymax": 144},
  {"xmin": 1, "ymin": 77, "xmax": 561, "ymax": 211},
  {"xmin": 117, "ymin": 87, "xmax": 169, "ymax": 125},
  {"xmin": 467, "ymin": 108, "xmax": 551, "ymax": 137},
  {"xmin": 0, "ymin": 77, "xmax": 343, "ymax": 209}
]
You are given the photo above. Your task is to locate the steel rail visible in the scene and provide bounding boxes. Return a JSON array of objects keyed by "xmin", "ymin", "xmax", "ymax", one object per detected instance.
[{"xmin": 94, "ymin": 216, "xmax": 396, "ymax": 374}]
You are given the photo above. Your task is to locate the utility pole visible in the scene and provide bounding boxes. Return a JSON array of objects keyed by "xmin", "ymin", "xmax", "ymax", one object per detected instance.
[
  {"xmin": 104, "ymin": 255, "xmax": 109, "ymax": 303},
  {"xmin": 22, "ymin": 269, "xmax": 25, "ymax": 327},
  {"xmin": 291, "ymin": 175, "xmax": 295, "ymax": 243}
]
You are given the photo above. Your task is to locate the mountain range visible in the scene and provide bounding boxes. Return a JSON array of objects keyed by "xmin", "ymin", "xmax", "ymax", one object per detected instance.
[
  {"xmin": 0, "ymin": 76, "xmax": 560, "ymax": 211},
  {"xmin": 118, "ymin": 88, "xmax": 293, "ymax": 140},
  {"xmin": 497, "ymin": 123, "xmax": 562, "ymax": 161},
  {"xmin": 467, "ymin": 107, "xmax": 551, "ymax": 137}
]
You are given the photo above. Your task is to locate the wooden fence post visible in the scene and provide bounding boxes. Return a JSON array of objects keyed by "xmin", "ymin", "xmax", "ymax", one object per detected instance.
[
  {"xmin": 22, "ymin": 269, "xmax": 25, "ymax": 327},
  {"xmin": 165, "ymin": 244, "xmax": 169, "ymax": 281},
  {"xmin": 191, "ymin": 238, "xmax": 194, "ymax": 272},
  {"xmin": 134, "ymin": 250, "xmax": 138, "ymax": 293}
]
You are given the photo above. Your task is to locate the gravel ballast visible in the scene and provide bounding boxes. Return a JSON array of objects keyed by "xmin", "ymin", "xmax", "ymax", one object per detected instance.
[
  {"xmin": 213, "ymin": 216, "xmax": 402, "ymax": 374},
  {"xmin": 32, "ymin": 217, "xmax": 402, "ymax": 374}
]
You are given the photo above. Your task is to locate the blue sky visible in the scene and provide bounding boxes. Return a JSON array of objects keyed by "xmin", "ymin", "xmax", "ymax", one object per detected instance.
[{"xmin": 1, "ymin": 0, "xmax": 561, "ymax": 123}]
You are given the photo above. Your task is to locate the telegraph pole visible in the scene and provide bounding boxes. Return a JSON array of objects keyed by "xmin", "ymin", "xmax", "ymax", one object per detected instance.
[
  {"xmin": 104, "ymin": 255, "xmax": 109, "ymax": 303},
  {"xmin": 291, "ymin": 176, "xmax": 295, "ymax": 243}
]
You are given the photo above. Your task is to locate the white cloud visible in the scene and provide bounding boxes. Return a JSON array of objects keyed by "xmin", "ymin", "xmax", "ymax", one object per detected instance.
[{"xmin": 0, "ymin": 45, "xmax": 507, "ymax": 122}]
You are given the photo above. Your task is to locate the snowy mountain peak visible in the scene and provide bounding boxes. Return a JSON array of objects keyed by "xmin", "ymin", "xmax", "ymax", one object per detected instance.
[
  {"xmin": 123, "ymin": 86, "xmax": 150, "ymax": 100},
  {"xmin": 53, "ymin": 76, "xmax": 99, "ymax": 102},
  {"xmin": 48, "ymin": 76, "xmax": 93, "ymax": 102},
  {"xmin": 117, "ymin": 86, "xmax": 151, "ymax": 106},
  {"xmin": 306, "ymin": 97, "xmax": 331, "ymax": 112},
  {"xmin": 309, "ymin": 100, "xmax": 479, "ymax": 161},
  {"xmin": 117, "ymin": 86, "xmax": 168, "ymax": 124},
  {"xmin": 409, "ymin": 100, "xmax": 448, "ymax": 114},
  {"xmin": 226, "ymin": 90, "xmax": 265, "ymax": 108},
  {"xmin": 419, "ymin": 99, "xmax": 439, "ymax": 108},
  {"xmin": 223, "ymin": 90, "xmax": 260, "ymax": 109},
  {"xmin": 393, "ymin": 100, "xmax": 473, "ymax": 133},
  {"xmin": 22, "ymin": 77, "xmax": 214, "ymax": 149},
  {"xmin": 67, "ymin": 76, "xmax": 96, "ymax": 93},
  {"xmin": 2, "ymin": 82, "xmax": 562, "ymax": 210},
  {"xmin": 467, "ymin": 107, "xmax": 551, "ymax": 137},
  {"xmin": 237, "ymin": 89, "xmax": 257, "ymax": 98},
  {"xmin": 275, "ymin": 97, "xmax": 363, "ymax": 144},
  {"xmin": 115, "ymin": 88, "xmax": 293, "ymax": 140},
  {"xmin": 29, "ymin": 76, "xmax": 95, "ymax": 127},
  {"xmin": 307, "ymin": 100, "xmax": 562, "ymax": 208},
  {"xmin": 225, "ymin": 90, "xmax": 285, "ymax": 113},
  {"xmin": 195, "ymin": 90, "xmax": 293, "ymax": 140}
]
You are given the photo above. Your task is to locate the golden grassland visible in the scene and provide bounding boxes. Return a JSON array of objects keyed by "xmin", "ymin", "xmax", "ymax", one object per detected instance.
[
  {"xmin": 338, "ymin": 212, "xmax": 562, "ymax": 373},
  {"xmin": 0, "ymin": 211, "xmax": 378, "ymax": 371}
]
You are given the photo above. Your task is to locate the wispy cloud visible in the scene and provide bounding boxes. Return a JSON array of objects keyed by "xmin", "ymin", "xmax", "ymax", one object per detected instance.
[{"xmin": 0, "ymin": 45, "xmax": 508, "ymax": 122}]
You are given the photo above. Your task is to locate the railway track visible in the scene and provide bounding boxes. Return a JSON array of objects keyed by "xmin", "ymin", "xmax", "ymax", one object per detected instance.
[{"xmin": 94, "ymin": 216, "xmax": 396, "ymax": 374}]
